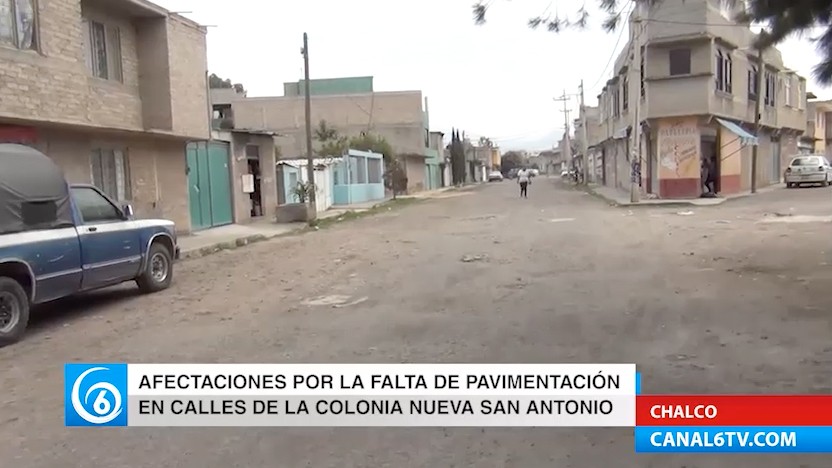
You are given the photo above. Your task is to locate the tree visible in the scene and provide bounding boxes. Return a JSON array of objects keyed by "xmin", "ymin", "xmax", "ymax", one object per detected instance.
[
  {"xmin": 472, "ymin": 0, "xmax": 832, "ymax": 84},
  {"xmin": 349, "ymin": 132, "xmax": 395, "ymax": 163},
  {"xmin": 450, "ymin": 129, "xmax": 467, "ymax": 185},
  {"xmin": 208, "ymin": 73, "xmax": 246, "ymax": 94},
  {"xmin": 501, "ymin": 151, "xmax": 524, "ymax": 173},
  {"xmin": 314, "ymin": 120, "xmax": 348, "ymax": 157},
  {"xmin": 478, "ymin": 136, "xmax": 494, "ymax": 148},
  {"xmin": 384, "ymin": 157, "xmax": 409, "ymax": 198}
]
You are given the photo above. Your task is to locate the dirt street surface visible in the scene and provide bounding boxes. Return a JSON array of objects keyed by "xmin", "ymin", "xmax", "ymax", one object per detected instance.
[{"xmin": 3, "ymin": 178, "xmax": 832, "ymax": 467}]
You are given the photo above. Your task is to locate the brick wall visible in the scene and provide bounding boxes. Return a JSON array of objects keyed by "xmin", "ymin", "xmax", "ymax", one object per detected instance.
[
  {"xmin": 35, "ymin": 128, "xmax": 191, "ymax": 233},
  {"xmin": 166, "ymin": 15, "xmax": 209, "ymax": 139},
  {"xmin": 0, "ymin": 0, "xmax": 208, "ymax": 140}
]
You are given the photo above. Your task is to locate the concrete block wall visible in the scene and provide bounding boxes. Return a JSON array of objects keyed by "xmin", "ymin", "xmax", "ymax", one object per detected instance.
[
  {"xmin": 226, "ymin": 133, "xmax": 277, "ymax": 224},
  {"xmin": 233, "ymin": 91, "xmax": 426, "ymax": 157},
  {"xmin": 33, "ymin": 128, "xmax": 191, "ymax": 233}
]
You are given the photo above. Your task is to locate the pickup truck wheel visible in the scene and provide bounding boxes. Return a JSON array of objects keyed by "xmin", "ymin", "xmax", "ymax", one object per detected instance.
[
  {"xmin": 0, "ymin": 277, "xmax": 30, "ymax": 347},
  {"xmin": 137, "ymin": 243, "xmax": 173, "ymax": 293}
]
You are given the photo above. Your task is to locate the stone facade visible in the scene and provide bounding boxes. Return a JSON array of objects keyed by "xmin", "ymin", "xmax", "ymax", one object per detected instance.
[{"xmin": 0, "ymin": 0, "xmax": 210, "ymax": 233}]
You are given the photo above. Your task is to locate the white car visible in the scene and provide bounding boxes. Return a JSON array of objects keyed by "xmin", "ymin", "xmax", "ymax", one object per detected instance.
[
  {"xmin": 487, "ymin": 171, "xmax": 503, "ymax": 182},
  {"xmin": 785, "ymin": 155, "xmax": 832, "ymax": 188}
]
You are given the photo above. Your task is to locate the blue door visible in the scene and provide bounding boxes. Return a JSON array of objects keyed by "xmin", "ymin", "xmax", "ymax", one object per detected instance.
[{"xmin": 70, "ymin": 186, "xmax": 142, "ymax": 289}]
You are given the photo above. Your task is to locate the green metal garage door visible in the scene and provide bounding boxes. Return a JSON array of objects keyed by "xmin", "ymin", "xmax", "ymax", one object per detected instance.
[{"xmin": 187, "ymin": 141, "xmax": 233, "ymax": 230}]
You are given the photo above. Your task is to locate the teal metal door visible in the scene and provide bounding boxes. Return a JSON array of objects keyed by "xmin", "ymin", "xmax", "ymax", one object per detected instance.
[
  {"xmin": 187, "ymin": 142, "xmax": 233, "ymax": 230},
  {"xmin": 207, "ymin": 142, "xmax": 233, "ymax": 225}
]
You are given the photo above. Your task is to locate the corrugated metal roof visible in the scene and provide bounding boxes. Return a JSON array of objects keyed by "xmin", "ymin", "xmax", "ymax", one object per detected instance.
[{"xmin": 276, "ymin": 157, "xmax": 342, "ymax": 167}]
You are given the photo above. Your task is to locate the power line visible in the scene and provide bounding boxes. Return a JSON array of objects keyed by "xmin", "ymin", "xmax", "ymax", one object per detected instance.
[{"xmin": 588, "ymin": 1, "xmax": 635, "ymax": 93}]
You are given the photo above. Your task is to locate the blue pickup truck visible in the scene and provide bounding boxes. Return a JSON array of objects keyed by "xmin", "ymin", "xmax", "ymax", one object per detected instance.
[{"xmin": 0, "ymin": 144, "xmax": 179, "ymax": 346}]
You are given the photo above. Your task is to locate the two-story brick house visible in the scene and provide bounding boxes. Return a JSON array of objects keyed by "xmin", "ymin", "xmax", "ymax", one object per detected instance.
[
  {"xmin": 0, "ymin": 0, "xmax": 210, "ymax": 232},
  {"xmin": 592, "ymin": 0, "xmax": 807, "ymax": 198}
]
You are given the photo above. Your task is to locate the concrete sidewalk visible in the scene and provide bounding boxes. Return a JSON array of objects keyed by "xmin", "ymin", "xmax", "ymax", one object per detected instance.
[
  {"xmin": 586, "ymin": 183, "xmax": 784, "ymax": 207},
  {"xmin": 177, "ymin": 187, "xmax": 480, "ymax": 260},
  {"xmin": 177, "ymin": 220, "xmax": 305, "ymax": 259},
  {"xmin": 408, "ymin": 184, "xmax": 483, "ymax": 199}
]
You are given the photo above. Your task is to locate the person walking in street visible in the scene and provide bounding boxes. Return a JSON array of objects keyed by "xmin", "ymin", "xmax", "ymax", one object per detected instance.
[{"xmin": 517, "ymin": 167, "xmax": 531, "ymax": 198}]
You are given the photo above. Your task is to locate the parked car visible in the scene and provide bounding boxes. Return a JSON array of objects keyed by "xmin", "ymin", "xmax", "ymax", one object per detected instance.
[
  {"xmin": 529, "ymin": 168, "xmax": 540, "ymax": 177},
  {"xmin": 505, "ymin": 168, "xmax": 520, "ymax": 179},
  {"xmin": 0, "ymin": 144, "xmax": 180, "ymax": 346},
  {"xmin": 784, "ymin": 155, "xmax": 832, "ymax": 188},
  {"xmin": 487, "ymin": 171, "xmax": 504, "ymax": 182}
]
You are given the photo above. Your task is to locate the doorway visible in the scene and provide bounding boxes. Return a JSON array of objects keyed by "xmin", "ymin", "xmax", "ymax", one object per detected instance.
[
  {"xmin": 770, "ymin": 136, "xmax": 781, "ymax": 183},
  {"xmin": 601, "ymin": 148, "xmax": 607, "ymax": 185},
  {"xmin": 701, "ymin": 136, "xmax": 719, "ymax": 193},
  {"xmin": 246, "ymin": 145, "xmax": 263, "ymax": 217}
]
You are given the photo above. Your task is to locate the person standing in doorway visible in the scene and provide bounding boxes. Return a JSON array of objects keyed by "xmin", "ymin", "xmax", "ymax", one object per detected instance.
[{"xmin": 517, "ymin": 167, "xmax": 531, "ymax": 198}]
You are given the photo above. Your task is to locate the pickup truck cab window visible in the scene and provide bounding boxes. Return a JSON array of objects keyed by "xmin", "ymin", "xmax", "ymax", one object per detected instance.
[{"xmin": 71, "ymin": 186, "xmax": 124, "ymax": 223}]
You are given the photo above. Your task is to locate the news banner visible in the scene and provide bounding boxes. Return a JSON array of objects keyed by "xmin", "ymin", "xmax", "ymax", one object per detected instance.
[{"xmin": 65, "ymin": 363, "xmax": 832, "ymax": 453}]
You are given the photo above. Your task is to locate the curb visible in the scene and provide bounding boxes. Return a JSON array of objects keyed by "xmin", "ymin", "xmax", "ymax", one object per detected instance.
[
  {"xmin": 179, "ymin": 230, "xmax": 304, "ymax": 261},
  {"xmin": 581, "ymin": 185, "xmax": 729, "ymax": 208},
  {"xmin": 177, "ymin": 196, "xmax": 428, "ymax": 261}
]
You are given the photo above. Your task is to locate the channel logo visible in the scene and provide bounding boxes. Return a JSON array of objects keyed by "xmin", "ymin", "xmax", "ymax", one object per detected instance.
[{"xmin": 64, "ymin": 363, "xmax": 128, "ymax": 427}]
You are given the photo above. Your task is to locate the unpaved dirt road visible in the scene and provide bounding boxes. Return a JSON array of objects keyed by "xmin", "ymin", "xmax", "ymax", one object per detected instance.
[{"xmin": 2, "ymin": 179, "xmax": 831, "ymax": 467}]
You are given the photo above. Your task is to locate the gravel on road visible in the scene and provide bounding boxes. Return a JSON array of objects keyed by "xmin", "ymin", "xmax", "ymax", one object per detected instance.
[{"xmin": 2, "ymin": 179, "xmax": 831, "ymax": 467}]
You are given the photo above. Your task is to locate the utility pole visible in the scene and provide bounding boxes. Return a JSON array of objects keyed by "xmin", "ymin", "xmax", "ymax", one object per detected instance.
[
  {"xmin": 554, "ymin": 91, "xmax": 572, "ymax": 175},
  {"xmin": 751, "ymin": 46, "xmax": 764, "ymax": 193},
  {"xmin": 301, "ymin": 32, "xmax": 317, "ymax": 217},
  {"xmin": 630, "ymin": 14, "xmax": 643, "ymax": 203},
  {"xmin": 579, "ymin": 80, "xmax": 589, "ymax": 184}
]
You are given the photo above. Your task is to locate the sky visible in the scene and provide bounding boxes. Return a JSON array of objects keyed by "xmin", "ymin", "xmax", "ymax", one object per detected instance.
[{"xmin": 155, "ymin": 0, "xmax": 831, "ymax": 151}]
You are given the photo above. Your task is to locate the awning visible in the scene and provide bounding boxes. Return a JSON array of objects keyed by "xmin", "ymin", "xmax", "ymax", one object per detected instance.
[{"xmin": 716, "ymin": 118, "xmax": 758, "ymax": 146}]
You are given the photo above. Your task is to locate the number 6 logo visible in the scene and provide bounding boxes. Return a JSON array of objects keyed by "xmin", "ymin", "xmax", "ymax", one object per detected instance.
[{"xmin": 70, "ymin": 367, "xmax": 123, "ymax": 425}]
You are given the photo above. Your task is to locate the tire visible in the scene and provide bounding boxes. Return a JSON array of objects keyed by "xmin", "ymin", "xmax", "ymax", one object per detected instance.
[
  {"xmin": 0, "ymin": 277, "xmax": 30, "ymax": 347},
  {"xmin": 137, "ymin": 242, "xmax": 174, "ymax": 293}
]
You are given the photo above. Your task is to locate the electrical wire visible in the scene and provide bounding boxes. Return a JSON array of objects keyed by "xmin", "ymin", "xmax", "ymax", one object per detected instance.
[{"xmin": 588, "ymin": 0, "xmax": 635, "ymax": 93}]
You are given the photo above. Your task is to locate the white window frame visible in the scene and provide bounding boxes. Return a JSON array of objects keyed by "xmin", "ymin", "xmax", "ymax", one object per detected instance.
[
  {"xmin": 798, "ymin": 81, "xmax": 805, "ymax": 110},
  {"xmin": 91, "ymin": 148, "xmax": 131, "ymax": 202},
  {"xmin": 715, "ymin": 48, "xmax": 732, "ymax": 94},
  {"xmin": 622, "ymin": 76, "xmax": 629, "ymax": 111},
  {"xmin": 748, "ymin": 65, "xmax": 759, "ymax": 101},
  {"xmin": 784, "ymin": 75, "xmax": 792, "ymax": 106},
  {"xmin": 82, "ymin": 17, "xmax": 123, "ymax": 82},
  {"xmin": 0, "ymin": 0, "xmax": 37, "ymax": 50},
  {"xmin": 764, "ymin": 71, "xmax": 776, "ymax": 107}
]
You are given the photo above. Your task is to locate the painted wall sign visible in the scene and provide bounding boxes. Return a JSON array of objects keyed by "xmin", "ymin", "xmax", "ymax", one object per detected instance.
[{"xmin": 658, "ymin": 118, "xmax": 700, "ymax": 179}]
